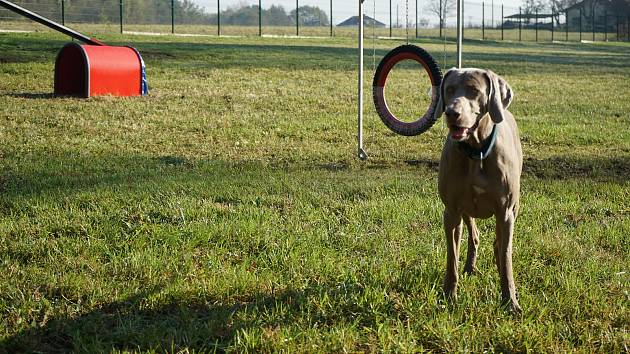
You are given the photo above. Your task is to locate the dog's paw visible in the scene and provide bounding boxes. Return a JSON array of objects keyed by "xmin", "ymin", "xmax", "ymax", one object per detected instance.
[{"xmin": 501, "ymin": 299, "xmax": 523, "ymax": 316}]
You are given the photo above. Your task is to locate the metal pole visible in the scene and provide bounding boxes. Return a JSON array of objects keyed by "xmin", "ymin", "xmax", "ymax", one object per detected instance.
[
  {"xmin": 627, "ymin": 15, "xmax": 629, "ymax": 42},
  {"xmin": 61, "ymin": 0, "xmax": 64, "ymax": 26},
  {"xmin": 416, "ymin": 0, "xmax": 418, "ymax": 38},
  {"xmin": 259, "ymin": 0, "xmax": 262, "ymax": 36},
  {"xmin": 457, "ymin": 0, "xmax": 462, "ymax": 68},
  {"xmin": 535, "ymin": 9, "xmax": 538, "ymax": 42},
  {"xmin": 482, "ymin": 2, "xmax": 485, "ymax": 40},
  {"xmin": 119, "ymin": 0, "xmax": 123, "ymax": 34},
  {"xmin": 604, "ymin": 11, "xmax": 607, "ymax": 41},
  {"xmin": 390, "ymin": 0, "xmax": 392, "ymax": 37},
  {"xmin": 358, "ymin": 0, "xmax": 366, "ymax": 160},
  {"xmin": 566, "ymin": 10, "xmax": 569, "ymax": 41},
  {"xmin": 579, "ymin": 7, "xmax": 582, "ymax": 41},
  {"xmin": 551, "ymin": 11, "xmax": 554, "ymax": 41},
  {"xmin": 592, "ymin": 6, "xmax": 595, "ymax": 41},
  {"xmin": 171, "ymin": 0, "xmax": 174, "ymax": 34},
  {"xmin": 519, "ymin": 6, "xmax": 522, "ymax": 41},
  {"xmin": 501, "ymin": 4, "xmax": 504, "ymax": 40},
  {"xmin": 217, "ymin": 0, "xmax": 221, "ymax": 36},
  {"xmin": 492, "ymin": 0, "xmax": 494, "ymax": 29},
  {"xmin": 296, "ymin": 0, "xmax": 299, "ymax": 36},
  {"xmin": 439, "ymin": 0, "xmax": 442, "ymax": 38},
  {"xmin": 330, "ymin": 0, "xmax": 333, "ymax": 37}
]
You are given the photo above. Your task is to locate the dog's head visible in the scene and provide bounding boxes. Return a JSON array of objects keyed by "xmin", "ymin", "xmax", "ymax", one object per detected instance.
[{"xmin": 434, "ymin": 68, "xmax": 513, "ymax": 141}]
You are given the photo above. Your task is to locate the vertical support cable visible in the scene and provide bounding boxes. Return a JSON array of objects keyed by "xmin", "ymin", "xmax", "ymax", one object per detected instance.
[{"xmin": 357, "ymin": 0, "xmax": 366, "ymax": 160}]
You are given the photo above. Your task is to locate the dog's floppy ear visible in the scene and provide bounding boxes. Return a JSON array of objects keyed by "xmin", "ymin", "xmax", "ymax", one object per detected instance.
[
  {"xmin": 485, "ymin": 70, "xmax": 513, "ymax": 124},
  {"xmin": 434, "ymin": 68, "xmax": 456, "ymax": 120}
]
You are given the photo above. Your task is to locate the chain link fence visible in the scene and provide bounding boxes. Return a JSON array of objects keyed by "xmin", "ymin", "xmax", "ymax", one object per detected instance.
[{"xmin": 1, "ymin": 0, "xmax": 628, "ymax": 42}]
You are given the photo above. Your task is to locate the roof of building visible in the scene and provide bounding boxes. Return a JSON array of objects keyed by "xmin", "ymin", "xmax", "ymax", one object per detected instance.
[{"xmin": 337, "ymin": 15, "xmax": 386, "ymax": 27}]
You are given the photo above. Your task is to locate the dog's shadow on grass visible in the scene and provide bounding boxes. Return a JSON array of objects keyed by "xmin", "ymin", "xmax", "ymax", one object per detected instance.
[{"xmin": 1, "ymin": 280, "xmax": 420, "ymax": 352}]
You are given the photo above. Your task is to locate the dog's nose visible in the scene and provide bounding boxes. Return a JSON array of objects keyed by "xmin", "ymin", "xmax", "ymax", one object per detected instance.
[{"xmin": 445, "ymin": 108, "xmax": 461, "ymax": 121}]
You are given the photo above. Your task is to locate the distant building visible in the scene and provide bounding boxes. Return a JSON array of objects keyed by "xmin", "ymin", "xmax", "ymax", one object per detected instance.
[
  {"xmin": 564, "ymin": 0, "xmax": 629, "ymax": 32},
  {"xmin": 337, "ymin": 15, "xmax": 386, "ymax": 28}
]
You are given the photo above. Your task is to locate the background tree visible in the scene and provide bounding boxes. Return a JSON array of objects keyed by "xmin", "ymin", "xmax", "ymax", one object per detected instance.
[{"xmin": 425, "ymin": 0, "xmax": 456, "ymax": 37}]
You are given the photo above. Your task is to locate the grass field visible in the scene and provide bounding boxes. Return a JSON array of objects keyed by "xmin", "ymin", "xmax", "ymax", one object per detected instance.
[{"xmin": 0, "ymin": 30, "xmax": 629, "ymax": 352}]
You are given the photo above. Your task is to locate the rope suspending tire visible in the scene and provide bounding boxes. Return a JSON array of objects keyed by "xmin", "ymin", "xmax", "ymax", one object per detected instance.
[{"xmin": 373, "ymin": 45, "xmax": 443, "ymax": 136}]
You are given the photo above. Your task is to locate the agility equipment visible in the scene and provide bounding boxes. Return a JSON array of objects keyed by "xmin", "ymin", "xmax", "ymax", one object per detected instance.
[
  {"xmin": 0, "ymin": 0, "xmax": 148, "ymax": 98},
  {"xmin": 372, "ymin": 44, "xmax": 442, "ymax": 136},
  {"xmin": 55, "ymin": 43, "xmax": 148, "ymax": 97},
  {"xmin": 357, "ymin": 0, "xmax": 463, "ymax": 159}
]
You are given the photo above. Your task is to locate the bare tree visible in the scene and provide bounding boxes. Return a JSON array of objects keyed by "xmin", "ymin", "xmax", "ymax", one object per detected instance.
[{"xmin": 425, "ymin": 0, "xmax": 456, "ymax": 37}]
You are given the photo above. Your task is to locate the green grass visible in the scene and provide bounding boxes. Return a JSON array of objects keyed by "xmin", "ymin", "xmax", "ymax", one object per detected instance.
[{"xmin": 0, "ymin": 31, "xmax": 629, "ymax": 352}]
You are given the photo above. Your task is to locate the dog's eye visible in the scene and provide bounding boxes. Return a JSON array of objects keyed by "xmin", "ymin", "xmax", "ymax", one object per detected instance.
[{"xmin": 467, "ymin": 86, "xmax": 479, "ymax": 94}]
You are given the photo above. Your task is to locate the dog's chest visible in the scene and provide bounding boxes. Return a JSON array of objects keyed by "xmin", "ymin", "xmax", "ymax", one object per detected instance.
[{"xmin": 458, "ymin": 164, "xmax": 495, "ymax": 218}]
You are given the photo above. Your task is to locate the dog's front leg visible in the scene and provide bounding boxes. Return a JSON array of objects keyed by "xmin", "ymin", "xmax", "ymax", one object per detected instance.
[
  {"xmin": 495, "ymin": 208, "xmax": 522, "ymax": 314},
  {"xmin": 443, "ymin": 208, "xmax": 463, "ymax": 301}
]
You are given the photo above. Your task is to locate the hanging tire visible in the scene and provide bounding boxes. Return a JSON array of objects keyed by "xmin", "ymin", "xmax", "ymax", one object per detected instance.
[{"xmin": 372, "ymin": 44, "xmax": 443, "ymax": 137}]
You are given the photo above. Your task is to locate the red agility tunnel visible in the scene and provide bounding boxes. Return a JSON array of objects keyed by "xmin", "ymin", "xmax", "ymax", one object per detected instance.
[{"xmin": 54, "ymin": 43, "xmax": 148, "ymax": 98}]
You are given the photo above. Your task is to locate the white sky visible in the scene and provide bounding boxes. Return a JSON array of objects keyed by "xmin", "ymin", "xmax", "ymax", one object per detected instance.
[{"xmin": 192, "ymin": 0, "xmax": 528, "ymax": 26}]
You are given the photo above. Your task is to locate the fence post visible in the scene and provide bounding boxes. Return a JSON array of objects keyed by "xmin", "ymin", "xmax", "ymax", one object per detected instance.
[
  {"xmin": 482, "ymin": 2, "xmax": 485, "ymax": 40},
  {"xmin": 390, "ymin": 0, "xmax": 393, "ymax": 37},
  {"xmin": 551, "ymin": 11, "xmax": 554, "ymax": 41},
  {"xmin": 592, "ymin": 6, "xmax": 595, "ymax": 41},
  {"xmin": 579, "ymin": 7, "xmax": 582, "ymax": 41},
  {"xmin": 60, "ymin": 0, "xmax": 65, "ymax": 26},
  {"xmin": 171, "ymin": 0, "xmax": 175, "ymax": 34},
  {"xmin": 438, "ymin": 0, "xmax": 442, "ymax": 38},
  {"xmin": 416, "ymin": 0, "xmax": 418, "ymax": 38},
  {"xmin": 119, "ymin": 0, "xmax": 123, "ymax": 34},
  {"xmin": 296, "ymin": 0, "xmax": 299, "ymax": 36},
  {"xmin": 534, "ymin": 9, "xmax": 538, "ymax": 42},
  {"xmin": 501, "ymin": 4, "xmax": 504, "ymax": 40},
  {"xmin": 519, "ymin": 7, "xmax": 522, "ymax": 41},
  {"xmin": 259, "ymin": 0, "xmax": 262, "ymax": 36},
  {"xmin": 604, "ymin": 11, "xmax": 607, "ymax": 41},
  {"xmin": 330, "ymin": 0, "xmax": 333, "ymax": 37},
  {"xmin": 566, "ymin": 10, "xmax": 569, "ymax": 41}
]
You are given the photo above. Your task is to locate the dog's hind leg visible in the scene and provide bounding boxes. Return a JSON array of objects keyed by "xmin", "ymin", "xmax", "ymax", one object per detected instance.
[
  {"xmin": 443, "ymin": 208, "xmax": 463, "ymax": 301},
  {"xmin": 463, "ymin": 215, "xmax": 480, "ymax": 275}
]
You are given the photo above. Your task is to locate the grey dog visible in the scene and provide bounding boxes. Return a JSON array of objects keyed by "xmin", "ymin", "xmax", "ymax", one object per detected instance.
[{"xmin": 434, "ymin": 68, "xmax": 523, "ymax": 314}]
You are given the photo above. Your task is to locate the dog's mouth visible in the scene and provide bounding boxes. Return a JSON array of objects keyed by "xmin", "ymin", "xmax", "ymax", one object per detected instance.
[{"xmin": 449, "ymin": 125, "xmax": 470, "ymax": 141}]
